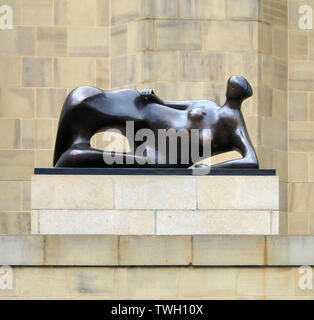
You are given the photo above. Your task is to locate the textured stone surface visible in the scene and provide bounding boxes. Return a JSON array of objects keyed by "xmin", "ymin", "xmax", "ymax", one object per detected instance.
[
  {"xmin": 16, "ymin": 267, "xmax": 115, "ymax": 298},
  {"xmin": 267, "ymin": 236, "xmax": 314, "ymax": 266},
  {"xmin": 114, "ymin": 176, "xmax": 196, "ymax": 210},
  {"xmin": 45, "ymin": 235, "xmax": 118, "ymax": 265},
  {"xmin": 32, "ymin": 175, "xmax": 114, "ymax": 209},
  {"xmin": 156, "ymin": 211, "xmax": 277, "ymax": 235},
  {"xmin": 197, "ymin": 176, "xmax": 279, "ymax": 210},
  {"xmin": 0, "ymin": 236, "xmax": 44, "ymax": 265},
  {"xmin": 1, "ymin": 265, "xmax": 313, "ymax": 299},
  {"xmin": 0, "ymin": 235, "xmax": 314, "ymax": 268},
  {"xmin": 38, "ymin": 210, "xmax": 155, "ymax": 235},
  {"xmin": 193, "ymin": 236, "xmax": 265, "ymax": 265},
  {"xmin": 119, "ymin": 236, "xmax": 191, "ymax": 265}
]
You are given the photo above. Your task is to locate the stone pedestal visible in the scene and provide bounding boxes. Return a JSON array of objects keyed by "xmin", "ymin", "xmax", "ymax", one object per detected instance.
[{"xmin": 31, "ymin": 169, "xmax": 279, "ymax": 235}]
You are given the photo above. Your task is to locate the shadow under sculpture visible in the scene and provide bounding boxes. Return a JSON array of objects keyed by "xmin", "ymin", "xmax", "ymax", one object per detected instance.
[{"xmin": 53, "ymin": 75, "xmax": 259, "ymax": 169}]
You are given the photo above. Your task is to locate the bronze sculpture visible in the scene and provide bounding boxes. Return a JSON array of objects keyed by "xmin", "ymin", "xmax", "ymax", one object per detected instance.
[{"xmin": 53, "ymin": 75, "xmax": 258, "ymax": 169}]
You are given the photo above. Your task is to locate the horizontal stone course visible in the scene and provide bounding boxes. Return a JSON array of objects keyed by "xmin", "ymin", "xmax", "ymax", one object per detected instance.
[
  {"xmin": 31, "ymin": 174, "xmax": 280, "ymax": 235},
  {"xmin": 31, "ymin": 175, "xmax": 114, "ymax": 210},
  {"xmin": 156, "ymin": 210, "xmax": 277, "ymax": 235},
  {"xmin": 119, "ymin": 236, "xmax": 192, "ymax": 265},
  {"xmin": 197, "ymin": 176, "xmax": 279, "ymax": 210},
  {"xmin": 0, "ymin": 266, "xmax": 311, "ymax": 299},
  {"xmin": 37, "ymin": 210, "xmax": 155, "ymax": 235},
  {"xmin": 1, "ymin": 235, "xmax": 314, "ymax": 266},
  {"xmin": 193, "ymin": 236, "xmax": 265, "ymax": 265},
  {"xmin": 32, "ymin": 174, "xmax": 279, "ymax": 210}
]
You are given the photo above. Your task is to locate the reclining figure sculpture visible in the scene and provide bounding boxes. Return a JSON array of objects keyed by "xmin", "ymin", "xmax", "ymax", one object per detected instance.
[{"xmin": 53, "ymin": 75, "xmax": 259, "ymax": 169}]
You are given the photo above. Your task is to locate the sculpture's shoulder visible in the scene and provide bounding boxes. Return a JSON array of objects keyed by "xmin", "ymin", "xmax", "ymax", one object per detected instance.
[
  {"xmin": 109, "ymin": 88, "xmax": 140, "ymax": 96},
  {"xmin": 68, "ymin": 86, "xmax": 104, "ymax": 105}
]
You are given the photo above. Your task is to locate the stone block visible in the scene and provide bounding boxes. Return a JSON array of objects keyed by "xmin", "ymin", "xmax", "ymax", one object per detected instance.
[
  {"xmin": 227, "ymin": 0, "xmax": 258, "ymax": 20},
  {"xmin": 32, "ymin": 175, "xmax": 114, "ymax": 210},
  {"xmin": 264, "ymin": 267, "xmax": 295, "ymax": 297},
  {"xmin": 119, "ymin": 236, "xmax": 191, "ymax": 265},
  {"xmin": 289, "ymin": 60, "xmax": 314, "ymax": 91},
  {"xmin": 0, "ymin": 27, "xmax": 35, "ymax": 56},
  {"xmin": 156, "ymin": 82, "xmax": 204, "ymax": 100},
  {"xmin": 111, "ymin": 25, "xmax": 127, "ymax": 57},
  {"xmin": 21, "ymin": 181, "xmax": 31, "ymax": 211},
  {"xmin": 54, "ymin": 0, "xmax": 96, "ymax": 26},
  {"xmin": 0, "ymin": 119, "xmax": 20, "ymax": 149},
  {"xmin": 21, "ymin": 0, "xmax": 53, "ymax": 25},
  {"xmin": 203, "ymin": 21, "xmax": 251, "ymax": 51},
  {"xmin": 289, "ymin": 122, "xmax": 314, "ymax": 152},
  {"xmin": 110, "ymin": 54, "xmax": 142, "ymax": 88},
  {"xmin": 236, "ymin": 267, "xmax": 264, "ymax": 297},
  {"xmin": 45, "ymin": 235, "xmax": 118, "ymax": 265},
  {"xmin": 127, "ymin": 20, "xmax": 154, "ymax": 53},
  {"xmin": 0, "ymin": 150, "xmax": 34, "ymax": 180},
  {"xmin": 37, "ymin": 27, "xmax": 67, "ymax": 56},
  {"xmin": 37, "ymin": 210, "xmax": 155, "ymax": 235},
  {"xmin": 181, "ymin": 0, "xmax": 225, "ymax": 18},
  {"xmin": 155, "ymin": 20, "xmax": 201, "ymax": 50},
  {"xmin": 17, "ymin": 267, "xmax": 115, "ymax": 298},
  {"xmin": 180, "ymin": 52, "xmax": 226, "ymax": 82},
  {"xmin": 193, "ymin": 236, "xmax": 265, "ymax": 265},
  {"xmin": 0, "ymin": 236, "xmax": 44, "ymax": 265},
  {"xmin": 147, "ymin": 0, "xmax": 178, "ymax": 18},
  {"xmin": 143, "ymin": 52, "xmax": 178, "ymax": 82},
  {"xmin": 54, "ymin": 57, "xmax": 95, "ymax": 88},
  {"xmin": 0, "ymin": 182, "xmax": 21, "ymax": 212},
  {"xmin": 36, "ymin": 88, "xmax": 67, "ymax": 118},
  {"xmin": 21, "ymin": 119, "xmax": 54, "ymax": 149},
  {"xmin": 0, "ymin": 213, "xmax": 30, "ymax": 235},
  {"xmin": 0, "ymin": 88, "xmax": 35, "ymax": 118},
  {"xmin": 273, "ymin": 27, "xmax": 288, "ymax": 60},
  {"xmin": 111, "ymin": 0, "xmax": 143, "ymax": 26},
  {"xmin": 117, "ymin": 267, "xmax": 179, "ymax": 298},
  {"xmin": 114, "ymin": 176, "xmax": 196, "ymax": 210},
  {"xmin": 96, "ymin": 58, "xmax": 110, "ymax": 89},
  {"xmin": 197, "ymin": 176, "xmax": 279, "ymax": 210},
  {"xmin": 289, "ymin": 182, "xmax": 314, "ymax": 213},
  {"xmin": 309, "ymin": 153, "xmax": 314, "ymax": 182},
  {"xmin": 0, "ymin": 57, "xmax": 20, "ymax": 87},
  {"xmin": 179, "ymin": 267, "xmax": 238, "ymax": 297},
  {"xmin": 289, "ymin": 92, "xmax": 308, "ymax": 121},
  {"xmin": 156, "ymin": 210, "xmax": 277, "ymax": 235},
  {"xmin": 290, "ymin": 30, "xmax": 308, "ymax": 60},
  {"xmin": 22, "ymin": 57, "xmax": 53, "ymax": 87},
  {"xmin": 289, "ymin": 153, "xmax": 308, "ymax": 182},
  {"xmin": 96, "ymin": 0, "xmax": 109, "ymax": 26},
  {"xmin": 35, "ymin": 150, "xmax": 54, "ymax": 168},
  {"xmin": 267, "ymin": 236, "xmax": 314, "ymax": 266},
  {"xmin": 262, "ymin": 118, "xmax": 288, "ymax": 151},
  {"xmin": 68, "ymin": 27, "xmax": 109, "ymax": 57}
]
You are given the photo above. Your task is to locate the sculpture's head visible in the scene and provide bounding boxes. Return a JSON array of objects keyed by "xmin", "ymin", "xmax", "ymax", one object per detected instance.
[{"xmin": 226, "ymin": 76, "xmax": 253, "ymax": 101}]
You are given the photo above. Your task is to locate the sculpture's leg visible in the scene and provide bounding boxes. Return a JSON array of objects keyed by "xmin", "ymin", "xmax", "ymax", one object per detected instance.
[{"xmin": 55, "ymin": 145, "xmax": 151, "ymax": 168}]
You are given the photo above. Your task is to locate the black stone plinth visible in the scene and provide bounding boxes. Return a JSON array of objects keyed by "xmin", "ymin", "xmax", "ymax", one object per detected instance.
[{"xmin": 34, "ymin": 168, "xmax": 276, "ymax": 176}]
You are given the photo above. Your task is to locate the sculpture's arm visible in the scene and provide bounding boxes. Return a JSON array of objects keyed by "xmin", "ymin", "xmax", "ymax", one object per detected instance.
[
  {"xmin": 211, "ymin": 125, "xmax": 259, "ymax": 169},
  {"xmin": 140, "ymin": 88, "xmax": 191, "ymax": 110}
]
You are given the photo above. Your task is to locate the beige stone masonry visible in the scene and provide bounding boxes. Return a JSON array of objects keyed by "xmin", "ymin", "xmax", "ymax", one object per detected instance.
[
  {"xmin": 156, "ymin": 210, "xmax": 278, "ymax": 235},
  {"xmin": 37, "ymin": 210, "xmax": 155, "ymax": 235},
  {"xmin": 31, "ymin": 175, "xmax": 114, "ymax": 210},
  {"xmin": 31, "ymin": 174, "xmax": 279, "ymax": 235},
  {"xmin": 1, "ymin": 235, "xmax": 314, "ymax": 267}
]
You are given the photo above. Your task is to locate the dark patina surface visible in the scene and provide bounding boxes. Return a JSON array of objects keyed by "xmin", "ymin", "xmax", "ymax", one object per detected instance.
[{"xmin": 53, "ymin": 76, "xmax": 259, "ymax": 169}]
